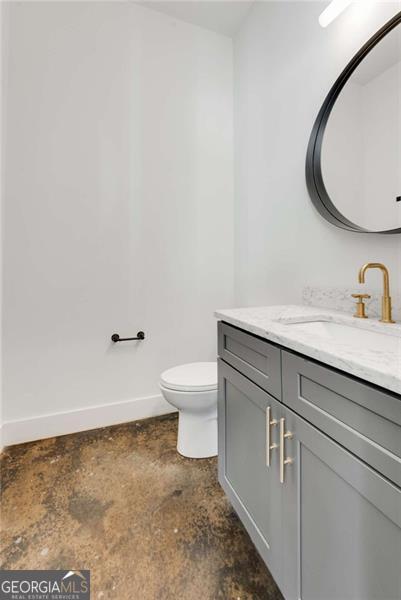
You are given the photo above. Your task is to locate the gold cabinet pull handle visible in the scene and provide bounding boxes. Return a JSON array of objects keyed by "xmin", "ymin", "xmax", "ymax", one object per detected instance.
[
  {"xmin": 279, "ymin": 417, "xmax": 293, "ymax": 483},
  {"xmin": 266, "ymin": 407, "xmax": 278, "ymax": 466}
]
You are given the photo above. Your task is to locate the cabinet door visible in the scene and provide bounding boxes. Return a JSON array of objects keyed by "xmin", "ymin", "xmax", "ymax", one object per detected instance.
[
  {"xmin": 281, "ymin": 405, "xmax": 401, "ymax": 600},
  {"xmin": 218, "ymin": 359, "xmax": 283, "ymax": 587}
]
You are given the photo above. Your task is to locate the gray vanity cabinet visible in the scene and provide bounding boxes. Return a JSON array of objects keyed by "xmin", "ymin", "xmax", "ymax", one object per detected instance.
[
  {"xmin": 218, "ymin": 321, "xmax": 401, "ymax": 600},
  {"xmin": 281, "ymin": 404, "xmax": 401, "ymax": 600},
  {"xmin": 218, "ymin": 358, "xmax": 284, "ymax": 589}
]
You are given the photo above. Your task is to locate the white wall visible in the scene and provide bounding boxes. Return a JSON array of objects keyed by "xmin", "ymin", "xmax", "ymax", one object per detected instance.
[
  {"xmin": 234, "ymin": 1, "xmax": 401, "ymax": 307},
  {"xmin": 2, "ymin": 2, "xmax": 234, "ymax": 443},
  {"xmin": 0, "ymin": 2, "xmax": 5, "ymax": 449}
]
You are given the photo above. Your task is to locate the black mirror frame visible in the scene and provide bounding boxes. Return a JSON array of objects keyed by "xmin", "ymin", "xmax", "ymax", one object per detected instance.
[{"xmin": 305, "ymin": 11, "xmax": 401, "ymax": 234}]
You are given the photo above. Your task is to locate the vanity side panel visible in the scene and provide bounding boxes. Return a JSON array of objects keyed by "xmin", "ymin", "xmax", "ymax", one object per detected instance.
[{"xmin": 282, "ymin": 351, "xmax": 401, "ymax": 487}]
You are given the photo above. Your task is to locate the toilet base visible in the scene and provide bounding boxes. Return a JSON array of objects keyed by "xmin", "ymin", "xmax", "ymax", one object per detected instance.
[{"xmin": 177, "ymin": 410, "xmax": 217, "ymax": 459}]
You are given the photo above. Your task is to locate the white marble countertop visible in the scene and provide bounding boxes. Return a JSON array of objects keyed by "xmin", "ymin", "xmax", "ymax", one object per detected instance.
[{"xmin": 215, "ymin": 305, "xmax": 401, "ymax": 395}]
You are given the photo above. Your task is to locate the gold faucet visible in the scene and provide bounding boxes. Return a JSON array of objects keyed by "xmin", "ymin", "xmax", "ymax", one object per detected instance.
[{"xmin": 358, "ymin": 263, "xmax": 395, "ymax": 324}]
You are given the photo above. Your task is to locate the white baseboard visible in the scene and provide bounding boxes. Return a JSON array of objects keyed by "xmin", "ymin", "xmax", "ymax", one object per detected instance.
[{"xmin": 2, "ymin": 394, "xmax": 176, "ymax": 448}]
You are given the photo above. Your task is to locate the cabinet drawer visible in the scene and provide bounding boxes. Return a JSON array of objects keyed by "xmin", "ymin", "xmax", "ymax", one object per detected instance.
[
  {"xmin": 218, "ymin": 321, "xmax": 282, "ymax": 399},
  {"xmin": 282, "ymin": 351, "xmax": 401, "ymax": 487}
]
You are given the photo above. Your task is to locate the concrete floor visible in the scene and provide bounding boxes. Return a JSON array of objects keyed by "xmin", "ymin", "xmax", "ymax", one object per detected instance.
[{"xmin": 0, "ymin": 414, "xmax": 283, "ymax": 599}]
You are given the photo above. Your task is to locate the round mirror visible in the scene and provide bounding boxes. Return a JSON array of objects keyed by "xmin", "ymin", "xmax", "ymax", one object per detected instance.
[{"xmin": 306, "ymin": 12, "xmax": 401, "ymax": 234}]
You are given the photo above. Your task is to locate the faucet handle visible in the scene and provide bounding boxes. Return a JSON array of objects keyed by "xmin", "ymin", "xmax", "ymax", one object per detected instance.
[{"xmin": 351, "ymin": 293, "xmax": 370, "ymax": 319}]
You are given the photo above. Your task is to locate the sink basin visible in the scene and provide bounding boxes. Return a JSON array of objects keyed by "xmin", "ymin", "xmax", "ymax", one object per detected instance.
[{"xmin": 286, "ymin": 320, "xmax": 401, "ymax": 352}]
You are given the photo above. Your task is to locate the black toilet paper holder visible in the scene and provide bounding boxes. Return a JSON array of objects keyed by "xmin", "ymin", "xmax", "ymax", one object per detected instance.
[{"xmin": 111, "ymin": 331, "xmax": 145, "ymax": 342}]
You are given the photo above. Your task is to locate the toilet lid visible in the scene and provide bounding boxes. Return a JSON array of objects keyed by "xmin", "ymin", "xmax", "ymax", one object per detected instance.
[{"xmin": 160, "ymin": 362, "xmax": 217, "ymax": 392}]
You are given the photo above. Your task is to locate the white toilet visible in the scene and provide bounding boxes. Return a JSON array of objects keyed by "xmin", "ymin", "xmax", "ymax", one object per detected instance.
[{"xmin": 160, "ymin": 362, "xmax": 217, "ymax": 459}]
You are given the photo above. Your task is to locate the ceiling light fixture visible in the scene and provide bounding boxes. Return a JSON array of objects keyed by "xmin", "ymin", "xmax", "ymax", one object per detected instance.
[{"xmin": 319, "ymin": 0, "xmax": 353, "ymax": 27}]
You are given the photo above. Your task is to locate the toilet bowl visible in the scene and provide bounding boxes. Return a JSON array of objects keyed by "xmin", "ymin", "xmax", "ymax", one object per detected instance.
[{"xmin": 160, "ymin": 362, "xmax": 217, "ymax": 458}]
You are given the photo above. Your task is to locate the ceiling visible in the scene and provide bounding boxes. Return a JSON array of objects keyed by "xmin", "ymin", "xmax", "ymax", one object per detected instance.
[{"xmin": 137, "ymin": 0, "xmax": 255, "ymax": 37}]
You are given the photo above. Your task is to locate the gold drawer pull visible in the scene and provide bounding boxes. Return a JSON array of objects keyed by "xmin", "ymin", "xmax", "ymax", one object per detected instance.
[
  {"xmin": 279, "ymin": 417, "xmax": 294, "ymax": 483},
  {"xmin": 266, "ymin": 407, "xmax": 278, "ymax": 466}
]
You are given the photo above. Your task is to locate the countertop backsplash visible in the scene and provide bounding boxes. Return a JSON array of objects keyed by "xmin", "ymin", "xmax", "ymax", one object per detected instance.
[{"xmin": 302, "ymin": 286, "xmax": 401, "ymax": 323}]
